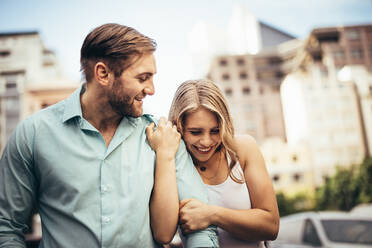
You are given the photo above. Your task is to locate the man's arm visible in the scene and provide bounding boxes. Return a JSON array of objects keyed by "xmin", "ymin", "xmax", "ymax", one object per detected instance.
[
  {"xmin": 0, "ymin": 119, "xmax": 37, "ymax": 247},
  {"xmin": 174, "ymin": 141, "xmax": 219, "ymax": 248}
]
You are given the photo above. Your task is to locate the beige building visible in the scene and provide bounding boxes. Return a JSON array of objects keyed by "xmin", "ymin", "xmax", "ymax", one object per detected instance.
[
  {"xmin": 280, "ymin": 24, "xmax": 372, "ymax": 186},
  {"xmin": 281, "ymin": 70, "xmax": 365, "ymax": 185},
  {"xmin": 260, "ymin": 138, "xmax": 315, "ymax": 195},
  {"xmin": 208, "ymin": 39, "xmax": 302, "ymax": 144},
  {"xmin": 0, "ymin": 31, "xmax": 78, "ymax": 152},
  {"xmin": 338, "ymin": 65, "xmax": 372, "ymax": 157}
]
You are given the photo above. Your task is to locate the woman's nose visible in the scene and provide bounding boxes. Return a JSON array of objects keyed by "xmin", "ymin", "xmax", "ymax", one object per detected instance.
[{"xmin": 200, "ymin": 135, "xmax": 213, "ymax": 147}]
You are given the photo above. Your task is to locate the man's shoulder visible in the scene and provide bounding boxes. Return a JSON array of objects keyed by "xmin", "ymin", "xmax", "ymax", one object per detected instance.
[
  {"xmin": 17, "ymin": 100, "xmax": 67, "ymax": 133},
  {"xmin": 30, "ymin": 100, "xmax": 66, "ymax": 123}
]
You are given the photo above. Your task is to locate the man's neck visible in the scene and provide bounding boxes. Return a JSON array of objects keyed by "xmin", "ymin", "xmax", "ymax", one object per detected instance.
[{"xmin": 80, "ymin": 84, "xmax": 122, "ymax": 142}]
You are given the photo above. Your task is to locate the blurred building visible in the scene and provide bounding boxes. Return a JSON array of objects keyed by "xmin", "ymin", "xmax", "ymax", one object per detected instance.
[
  {"xmin": 260, "ymin": 138, "xmax": 315, "ymax": 195},
  {"xmin": 208, "ymin": 39, "xmax": 302, "ymax": 143},
  {"xmin": 227, "ymin": 5, "xmax": 296, "ymax": 55},
  {"xmin": 338, "ymin": 65, "xmax": 372, "ymax": 157},
  {"xmin": 189, "ymin": 4, "xmax": 296, "ymax": 78},
  {"xmin": 309, "ymin": 24, "xmax": 372, "ymax": 71},
  {"xmin": 281, "ymin": 24, "xmax": 372, "ymax": 186},
  {"xmin": 0, "ymin": 31, "xmax": 79, "ymax": 153}
]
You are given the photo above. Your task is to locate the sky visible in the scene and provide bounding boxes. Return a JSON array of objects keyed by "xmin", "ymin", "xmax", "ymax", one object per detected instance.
[{"xmin": 1, "ymin": 0, "xmax": 372, "ymax": 117}]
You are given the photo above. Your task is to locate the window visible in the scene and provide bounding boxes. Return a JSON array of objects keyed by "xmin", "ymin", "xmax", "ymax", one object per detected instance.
[
  {"xmin": 271, "ymin": 85, "xmax": 280, "ymax": 92},
  {"xmin": 256, "ymin": 72, "xmax": 261, "ymax": 80},
  {"xmin": 347, "ymin": 30, "xmax": 360, "ymax": 40},
  {"xmin": 222, "ymin": 73, "xmax": 230, "ymax": 81},
  {"xmin": 43, "ymin": 61, "xmax": 55, "ymax": 67},
  {"xmin": 6, "ymin": 82, "xmax": 17, "ymax": 89},
  {"xmin": 237, "ymin": 58, "xmax": 245, "ymax": 65},
  {"xmin": 321, "ymin": 219, "xmax": 372, "ymax": 244},
  {"xmin": 242, "ymin": 86, "xmax": 250, "ymax": 95},
  {"xmin": 225, "ymin": 88, "xmax": 232, "ymax": 96},
  {"xmin": 239, "ymin": 72, "xmax": 248, "ymax": 80},
  {"xmin": 351, "ymin": 48, "xmax": 363, "ymax": 59},
  {"xmin": 272, "ymin": 174, "xmax": 280, "ymax": 182},
  {"xmin": 271, "ymin": 157, "xmax": 277, "ymax": 164},
  {"xmin": 293, "ymin": 173, "xmax": 302, "ymax": 182},
  {"xmin": 0, "ymin": 50, "xmax": 11, "ymax": 57},
  {"xmin": 334, "ymin": 50, "xmax": 345, "ymax": 59},
  {"xmin": 269, "ymin": 57, "xmax": 282, "ymax": 65},
  {"xmin": 292, "ymin": 154, "xmax": 298, "ymax": 162},
  {"xmin": 276, "ymin": 71, "xmax": 284, "ymax": 79},
  {"xmin": 259, "ymin": 86, "xmax": 264, "ymax": 95},
  {"xmin": 219, "ymin": 59, "xmax": 228, "ymax": 66},
  {"xmin": 302, "ymin": 219, "xmax": 322, "ymax": 246}
]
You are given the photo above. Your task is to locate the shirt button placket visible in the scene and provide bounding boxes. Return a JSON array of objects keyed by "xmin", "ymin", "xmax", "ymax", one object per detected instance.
[{"xmin": 101, "ymin": 158, "xmax": 114, "ymax": 247}]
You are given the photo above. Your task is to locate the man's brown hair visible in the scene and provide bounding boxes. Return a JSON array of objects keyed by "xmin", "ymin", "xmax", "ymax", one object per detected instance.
[{"xmin": 80, "ymin": 23, "xmax": 157, "ymax": 82}]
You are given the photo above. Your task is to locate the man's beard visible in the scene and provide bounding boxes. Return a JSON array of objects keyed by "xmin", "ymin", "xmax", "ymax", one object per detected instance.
[{"xmin": 107, "ymin": 78, "xmax": 142, "ymax": 118}]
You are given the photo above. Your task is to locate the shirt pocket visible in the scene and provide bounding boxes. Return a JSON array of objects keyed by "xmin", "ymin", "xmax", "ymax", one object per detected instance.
[{"xmin": 119, "ymin": 143, "xmax": 155, "ymax": 205}]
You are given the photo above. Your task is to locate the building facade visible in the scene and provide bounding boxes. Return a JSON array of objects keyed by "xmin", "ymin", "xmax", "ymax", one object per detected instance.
[
  {"xmin": 208, "ymin": 40, "xmax": 302, "ymax": 144},
  {"xmin": 260, "ymin": 138, "xmax": 315, "ymax": 195},
  {"xmin": 0, "ymin": 32, "xmax": 78, "ymax": 152},
  {"xmin": 281, "ymin": 24, "xmax": 372, "ymax": 186},
  {"xmin": 338, "ymin": 65, "xmax": 372, "ymax": 158},
  {"xmin": 309, "ymin": 24, "xmax": 372, "ymax": 72}
]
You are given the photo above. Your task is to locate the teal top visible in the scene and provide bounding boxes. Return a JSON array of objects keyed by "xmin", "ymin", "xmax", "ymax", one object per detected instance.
[{"xmin": 0, "ymin": 85, "xmax": 218, "ymax": 248}]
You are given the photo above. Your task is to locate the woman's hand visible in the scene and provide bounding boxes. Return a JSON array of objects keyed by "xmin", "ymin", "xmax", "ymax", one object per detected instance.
[
  {"xmin": 179, "ymin": 198, "xmax": 215, "ymax": 234},
  {"xmin": 146, "ymin": 117, "xmax": 181, "ymax": 158},
  {"xmin": 147, "ymin": 117, "xmax": 181, "ymax": 243}
]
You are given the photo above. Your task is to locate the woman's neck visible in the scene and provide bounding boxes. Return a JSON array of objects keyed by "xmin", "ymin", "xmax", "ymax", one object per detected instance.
[{"xmin": 194, "ymin": 150, "xmax": 229, "ymax": 185}]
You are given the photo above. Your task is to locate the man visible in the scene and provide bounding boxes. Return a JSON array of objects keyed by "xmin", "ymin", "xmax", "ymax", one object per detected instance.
[{"xmin": 0, "ymin": 23, "xmax": 218, "ymax": 248}]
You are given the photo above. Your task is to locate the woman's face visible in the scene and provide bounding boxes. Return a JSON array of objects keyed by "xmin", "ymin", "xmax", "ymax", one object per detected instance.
[{"xmin": 183, "ymin": 107, "xmax": 222, "ymax": 164}]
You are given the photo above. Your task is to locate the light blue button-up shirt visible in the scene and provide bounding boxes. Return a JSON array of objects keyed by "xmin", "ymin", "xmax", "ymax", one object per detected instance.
[{"xmin": 0, "ymin": 85, "xmax": 218, "ymax": 248}]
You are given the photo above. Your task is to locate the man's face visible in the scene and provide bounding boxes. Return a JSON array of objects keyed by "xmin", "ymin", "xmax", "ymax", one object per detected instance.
[{"xmin": 107, "ymin": 53, "xmax": 156, "ymax": 117}]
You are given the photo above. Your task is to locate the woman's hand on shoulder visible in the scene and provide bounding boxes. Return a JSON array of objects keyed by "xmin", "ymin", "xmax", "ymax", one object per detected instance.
[
  {"xmin": 146, "ymin": 117, "xmax": 181, "ymax": 158},
  {"xmin": 179, "ymin": 198, "xmax": 215, "ymax": 234}
]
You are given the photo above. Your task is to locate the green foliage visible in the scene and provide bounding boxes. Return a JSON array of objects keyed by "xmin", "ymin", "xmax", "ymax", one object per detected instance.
[
  {"xmin": 315, "ymin": 165, "xmax": 362, "ymax": 211},
  {"xmin": 276, "ymin": 192, "xmax": 313, "ymax": 217},
  {"xmin": 277, "ymin": 157, "xmax": 372, "ymax": 215},
  {"xmin": 358, "ymin": 157, "xmax": 372, "ymax": 203}
]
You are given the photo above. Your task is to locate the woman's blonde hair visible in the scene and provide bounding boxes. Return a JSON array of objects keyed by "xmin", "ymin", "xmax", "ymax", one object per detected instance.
[{"xmin": 168, "ymin": 79, "xmax": 243, "ymax": 183}]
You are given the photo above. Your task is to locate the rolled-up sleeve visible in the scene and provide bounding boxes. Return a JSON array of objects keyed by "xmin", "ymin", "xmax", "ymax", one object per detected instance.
[
  {"xmin": 0, "ymin": 119, "xmax": 37, "ymax": 247},
  {"xmin": 175, "ymin": 140, "xmax": 219, "ymax": 248}
]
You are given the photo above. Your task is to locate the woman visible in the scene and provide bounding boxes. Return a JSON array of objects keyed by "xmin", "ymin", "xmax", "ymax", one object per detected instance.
[{"xmin": 149, "ymin": 79, "xmax": 279, "ymax": 247}]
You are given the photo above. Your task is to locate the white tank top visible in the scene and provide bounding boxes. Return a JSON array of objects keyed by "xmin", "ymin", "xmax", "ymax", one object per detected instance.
[{"xmin": 206, "ymin": 162, "xmax": 265, "ymax": 248}]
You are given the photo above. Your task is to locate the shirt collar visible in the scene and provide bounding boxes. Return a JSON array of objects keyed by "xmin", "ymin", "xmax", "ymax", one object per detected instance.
[
  {"xmin": 61, "ymin": 84, "xmax": 152, "ymax": 126},
  {"xmin": 62, "ymin": 83, "xmax": 85, "ymax": 123}
]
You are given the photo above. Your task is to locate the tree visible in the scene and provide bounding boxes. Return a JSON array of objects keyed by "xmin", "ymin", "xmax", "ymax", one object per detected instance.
[{"xmin": 358, "ymin": 157, "xmax": 372, "ymax": 203}]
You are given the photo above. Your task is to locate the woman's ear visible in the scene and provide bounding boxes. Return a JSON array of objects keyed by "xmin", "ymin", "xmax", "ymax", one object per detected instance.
[{"xmin": 94, "ymin": 62, "xmax": 113, "ymax": 86}]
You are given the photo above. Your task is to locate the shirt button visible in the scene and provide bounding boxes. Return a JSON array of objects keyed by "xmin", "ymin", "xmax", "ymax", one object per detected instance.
[
  {"xmin": 102, "ymin": 185, "xmax": 108, "ymax": 193},
  {"xmin": 103, "ymin": 216, "xmax": 111, "ymax": 223}
]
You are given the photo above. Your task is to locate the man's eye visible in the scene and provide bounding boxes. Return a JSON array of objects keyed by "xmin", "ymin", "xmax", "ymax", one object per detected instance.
[{"xmin": 139, "ymin": 77, "xmax": 147, "ymax": 82}]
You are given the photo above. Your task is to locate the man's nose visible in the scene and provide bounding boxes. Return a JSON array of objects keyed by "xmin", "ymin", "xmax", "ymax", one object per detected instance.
[{"xmin": 144, "ymin": 80, "xmax": 155, "ymax": 95}]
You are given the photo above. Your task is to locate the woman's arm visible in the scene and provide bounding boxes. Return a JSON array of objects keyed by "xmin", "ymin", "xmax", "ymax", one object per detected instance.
[
  {"xmin": 146, "ymin": 117, "xmax": 181, "ymax": 244},
  {"xmin": 179, "ymin": 135, "xmax": 279, "ymax": 241}
]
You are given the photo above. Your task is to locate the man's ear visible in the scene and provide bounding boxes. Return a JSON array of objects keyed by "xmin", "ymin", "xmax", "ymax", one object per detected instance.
[{"xmin": 94, "ymin": 62, "xmax": 113, "ymax": 86}]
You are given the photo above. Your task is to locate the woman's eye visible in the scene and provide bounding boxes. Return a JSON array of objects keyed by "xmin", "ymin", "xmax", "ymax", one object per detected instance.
[
  {"xmin": 190, "ymin": 131, "xmax": 201, "ymax": 135},
  {"xmin": 211, "ymin": 129, "xmax": 220, "ymax": 134}
]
